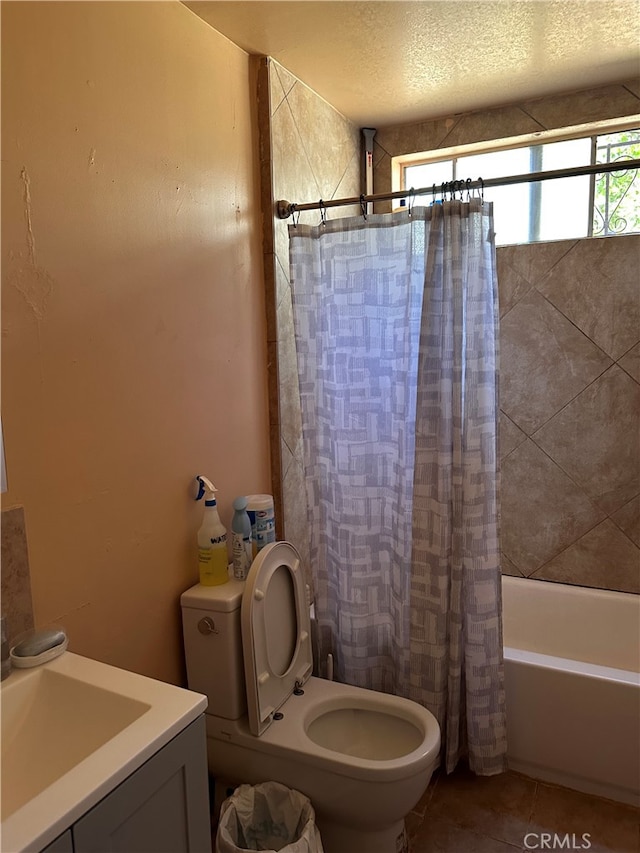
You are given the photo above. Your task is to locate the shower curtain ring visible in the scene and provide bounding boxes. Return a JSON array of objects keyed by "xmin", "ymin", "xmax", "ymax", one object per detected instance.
[
  {"xmin": 466, "ymin": 178, "xmax": 472, "ymax": 201},
  {"xmin": 291, "ymin": 203, "xmax": 299, "ymax": 228},
  {"xmin": 319, "ymin": 199, "xmax": 327, "ymax": 226},
  {"xmin": 478, "ymin": 177, "xmax": 484, "ymax": 204},
  {"xmin": 360, "ymin": 193, "xmax": 367, "ymax": 220},
  {"xmin": 408, "ymin": 187, "xmax": 415, "ymax": 216}
]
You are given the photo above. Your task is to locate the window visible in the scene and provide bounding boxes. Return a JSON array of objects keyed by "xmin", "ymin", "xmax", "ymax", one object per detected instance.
[{"xmin": 397, "ymin": 126, "xmax": 640, "ymax": 246}]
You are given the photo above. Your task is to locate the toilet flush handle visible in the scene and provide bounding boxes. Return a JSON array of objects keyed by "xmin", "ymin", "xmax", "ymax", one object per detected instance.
[{"xmin": 198, "ymin": 617, "xmax": 218, "ymax": 635}]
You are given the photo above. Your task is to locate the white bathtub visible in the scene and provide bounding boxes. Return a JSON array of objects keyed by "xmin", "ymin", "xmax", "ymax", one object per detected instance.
[{"xmin": 502, "ymin": 575, "xmax": 640, "ymax": 807}]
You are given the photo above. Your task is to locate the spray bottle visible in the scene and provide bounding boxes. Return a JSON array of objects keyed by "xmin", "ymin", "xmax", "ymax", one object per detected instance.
[
  {"xmin": 231, "ymin": 496, "xmax": 252, "ymax": 581},
  {"xmin": 195, "ymin": 475, "xmax": 228, "ymax": 586}
]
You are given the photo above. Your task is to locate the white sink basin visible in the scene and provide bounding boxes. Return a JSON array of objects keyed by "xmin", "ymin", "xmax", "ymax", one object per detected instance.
[
  {"xmin": 1, "ymin": 652, "xmax": 207, "ymax": 852},
  {"xmin": 2, "ymin": 667, "xmax": 150, "ymax": 819}
]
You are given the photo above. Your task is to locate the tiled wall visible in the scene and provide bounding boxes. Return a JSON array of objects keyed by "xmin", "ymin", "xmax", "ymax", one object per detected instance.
[
  {"xmin": 1, "ymin": 507, "xmax": 34, "ymax": 644},
  {"xmin": 257, "ymin": 58, "xmax": 361, "ymax": 583},
  {"xmin": 498, "ymin": 236, "xmax": 640, "ymax": 593},
  {"xmin": 372, "ymin": 79, "xmax": 640, "ymax": 213},
  {"xmin": 371, "ymin": 79, "xmax": 640, "ymax": 593},
  {"xmin": 264, "ymin": 70, "xmax": 640, "ymax": 594}
]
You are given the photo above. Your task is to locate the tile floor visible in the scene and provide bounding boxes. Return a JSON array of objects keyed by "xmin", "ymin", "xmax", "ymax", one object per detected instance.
[
  {"xmin": 210, "ymin": 766, "xmax": 640, "ymax": 853},
  {"xmin": 406, "ymin": 765, "xmax": 640, "ymax": 853}
]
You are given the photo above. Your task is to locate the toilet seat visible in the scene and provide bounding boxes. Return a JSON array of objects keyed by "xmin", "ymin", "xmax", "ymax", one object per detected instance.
[
  {"xmin": 204, "ymin": 675, "xmax": 441, "ymax": 783},
  {"xmin": 241, "ymin": 542, "xmax": 313, "ymax": 736}
]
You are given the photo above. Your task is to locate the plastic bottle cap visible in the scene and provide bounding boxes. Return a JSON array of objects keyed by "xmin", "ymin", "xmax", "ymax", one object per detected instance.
[
  {"xmin": 246, "ymin": 494, "xmax": 274, "ymax": 510},
  {"xmin": 233, "ymin": 496, "xmax": 248, "ymax": 511}
]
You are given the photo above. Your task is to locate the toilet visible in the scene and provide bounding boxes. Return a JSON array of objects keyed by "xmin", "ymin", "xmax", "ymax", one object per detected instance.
[{"xmin": 181, "ymin": 541, "xmax": 441, "ymax": 853}]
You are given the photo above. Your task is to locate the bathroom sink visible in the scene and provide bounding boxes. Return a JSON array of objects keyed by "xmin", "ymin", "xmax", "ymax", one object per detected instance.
[
  {"xmin": 1, "ymin": 652, "xmax": 207, "ymax": 852},
  {"xmin": 2, "ymin": 666, "xmax": 150, "ymax": 819}
]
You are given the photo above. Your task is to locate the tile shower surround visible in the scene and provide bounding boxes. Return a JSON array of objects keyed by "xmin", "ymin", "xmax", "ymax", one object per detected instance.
[
  {"xmin": 257, "ymin": 56, "xmax": 361, "ymax": 590},
  {"xmin": 1, "ymin": 506, "xmax": 35, "ymax": 643},
  {"xmin": 498, "ymin": 235, "xmax": 640, "ymax": 593},
  {"xmin": 260, "ymin": 61, "xmax": 640, "ymax": 595},
  {"xmin": 371, "ymin": 80, "xmax": 640, "ymax": 218}
]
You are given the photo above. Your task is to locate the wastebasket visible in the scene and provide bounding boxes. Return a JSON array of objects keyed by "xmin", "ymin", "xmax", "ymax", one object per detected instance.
[{"xmin": 215, "ymin": 781, "xmax": 323, "ymax": 853}]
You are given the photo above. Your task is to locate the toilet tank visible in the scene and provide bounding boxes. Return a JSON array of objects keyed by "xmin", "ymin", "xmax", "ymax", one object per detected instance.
[{"xmin": 181, "ymin": 579, "xmax": 247, "ymax": 720}]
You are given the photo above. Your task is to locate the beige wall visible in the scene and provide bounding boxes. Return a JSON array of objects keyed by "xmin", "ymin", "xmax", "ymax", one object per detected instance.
[
  {"xmin": 1, "ymin": 1, "xmax": 270, "ymax": 684},
  {"xmin": 257, "ymin": 58, "xmax": 361, "ymax": 584}
]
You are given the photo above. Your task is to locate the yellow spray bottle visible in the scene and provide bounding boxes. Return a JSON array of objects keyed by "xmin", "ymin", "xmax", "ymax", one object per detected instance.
[{"xmin": 195, "ymin": 475, "xmax": 229, "ymax": 586}]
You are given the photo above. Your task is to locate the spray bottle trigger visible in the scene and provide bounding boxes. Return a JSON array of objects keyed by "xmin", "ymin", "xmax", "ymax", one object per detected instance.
[{"xmin": 195, "ymin": 474, "xmax": 217, "ymax": 502}]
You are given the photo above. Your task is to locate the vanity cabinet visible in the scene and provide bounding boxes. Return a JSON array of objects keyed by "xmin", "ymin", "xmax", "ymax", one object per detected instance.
[
  {"xmin": 40, "ymin": 717, "xmax": 211, "ymax": 853},
  {"xmin": 40, "ymin": 831, "xmax": 73, "ymax": 853}
]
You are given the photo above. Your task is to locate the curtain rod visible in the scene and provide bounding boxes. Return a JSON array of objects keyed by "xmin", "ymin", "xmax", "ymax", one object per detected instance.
[{"xmin": 276, "ymin": 158, "xmax": 640, "ymax": 220}]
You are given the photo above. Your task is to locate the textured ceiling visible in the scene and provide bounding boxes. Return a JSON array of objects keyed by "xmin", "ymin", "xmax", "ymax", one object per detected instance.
[{"xmin": 184, "ymin": 1, "xmax": 640, "ymax": 127}]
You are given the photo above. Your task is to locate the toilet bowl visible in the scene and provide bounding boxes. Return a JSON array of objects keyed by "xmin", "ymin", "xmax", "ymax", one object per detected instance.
[{"xmin": 181, "ymin": 542, "xmax": 441, "ymax": 853}]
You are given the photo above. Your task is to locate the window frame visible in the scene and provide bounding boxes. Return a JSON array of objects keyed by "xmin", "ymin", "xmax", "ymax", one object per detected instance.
[{"xmin": 392, "ymin": 116, "xmax": 640, "ymax": 244}]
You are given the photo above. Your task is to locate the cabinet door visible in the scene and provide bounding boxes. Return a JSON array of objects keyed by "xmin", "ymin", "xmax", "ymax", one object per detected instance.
[
  {"xmin": 40, "ymin": 830, "xmax": 74, "ymax": 853},
  {"xmin": 73, "ymin": 716, "xmax": 211, "ymax": 853}
]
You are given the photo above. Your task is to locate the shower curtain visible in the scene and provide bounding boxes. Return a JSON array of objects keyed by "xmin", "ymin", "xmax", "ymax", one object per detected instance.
[{"xmin": 289, "ymin": 199, "xmax": 507, "ymax": 775}]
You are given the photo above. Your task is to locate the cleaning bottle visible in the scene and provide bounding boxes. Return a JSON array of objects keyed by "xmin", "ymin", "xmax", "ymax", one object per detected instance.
[
  {"xmin": 246, "ymin": 494, "xmax": 275, "ymax": 556},
  {"xmin": 231, "ymin": 496, "xmax": 252, "ymax": 581},
  {"xmin": 195, "ymin": 475, "xmax": 228, "ymax": 586}
]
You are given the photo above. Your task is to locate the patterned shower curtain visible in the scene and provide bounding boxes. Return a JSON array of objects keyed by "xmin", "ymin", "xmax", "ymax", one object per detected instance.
[{"xmin": 289, "ymin": 199, "xmax": 507, "ymax": 775}]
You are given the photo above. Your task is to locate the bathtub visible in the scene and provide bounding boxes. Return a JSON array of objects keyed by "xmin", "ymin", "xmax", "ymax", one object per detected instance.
[{"xmin": 502, "ymin": 575, "xmax": 640, "ymax": 807}]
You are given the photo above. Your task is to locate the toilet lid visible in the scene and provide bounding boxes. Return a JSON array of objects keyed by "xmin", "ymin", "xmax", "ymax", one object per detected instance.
[{"xmin": 241, "ymin": 542, "xmax": 313, "ymax": 736}]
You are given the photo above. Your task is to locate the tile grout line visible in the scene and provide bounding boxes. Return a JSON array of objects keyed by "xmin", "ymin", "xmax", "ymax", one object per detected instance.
[{"xmin": 527, "ymin": 778, "xmax": 539, "ymax": 827}]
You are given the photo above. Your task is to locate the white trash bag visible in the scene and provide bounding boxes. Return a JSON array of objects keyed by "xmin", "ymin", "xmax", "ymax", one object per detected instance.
[{"xmin": 215, "ymin": 781, "xmax": 324, "ymax": 853}]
